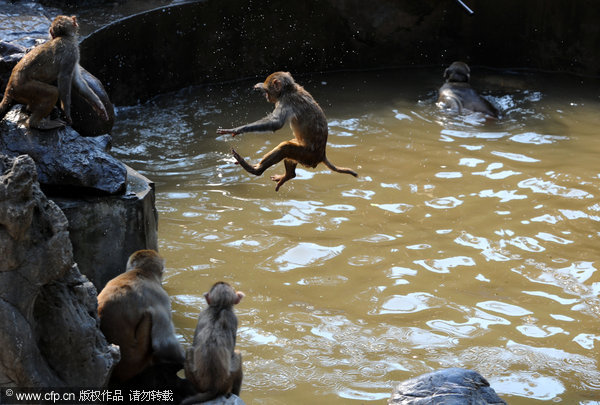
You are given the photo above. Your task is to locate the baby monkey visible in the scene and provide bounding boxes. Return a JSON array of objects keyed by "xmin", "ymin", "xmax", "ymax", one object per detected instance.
[
  {"xmin": 0, "ymin": 15, "xmax": 108, "ymax": 129},
  {"xmin": 183, "ymin": 282, "xmax": 244, "ymax": 404},
  {"xmin": 218, "ymin": 71, "xmax": 357, "ymax": 191}
]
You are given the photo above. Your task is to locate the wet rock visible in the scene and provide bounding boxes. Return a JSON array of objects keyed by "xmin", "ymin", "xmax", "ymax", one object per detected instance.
[
  {"xmin": 113, "ymin": 364, "xmax": 197, "ymax": 405},
  {"xmin": 0, "ymin": 40, "xmax": 115, "ymax": 137},
  {"xmin": 0, "ymin": 154, "xmax": 119, "ymax": 387},
  {"xmin": 52, "ymin": 166, "xmax": 159, "ymax": 290},
  {"xmin": 388, "ymin": 368, "xmax": 506, "ymax": 404},
  {"xmin": 0, "ymin": 3, "xmax": 54, "ymax": 49},
  {"xmin": 0, "ymin": 108, "xmax": 126, "ymax": 195},
  {"xmin": 0, "ymin": 41, "xmax": 25, "ymax": 80},
  {"xmin": 200, "ymin": 395, "xmax": 246, "ymax": 405}
]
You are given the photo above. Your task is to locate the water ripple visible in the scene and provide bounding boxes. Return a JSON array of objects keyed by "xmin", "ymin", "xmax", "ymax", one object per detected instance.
[
  {"xmin": 414, "ymin": 256, "xmax": 476, "ymax": 273},
  {"xmin": 424, "ymin": 196, "xmax": 463, "ymax": 209},
  {"xmin": 510, "ymin": 132, "xmax": 568, "ymax": 144},
  {"xmin": 519, "ymin": 177, "xmax": 593, "ymax": 199},
  {"xmin": 263, "ymin": 243, "xmax": 344, "ymax": 272}
]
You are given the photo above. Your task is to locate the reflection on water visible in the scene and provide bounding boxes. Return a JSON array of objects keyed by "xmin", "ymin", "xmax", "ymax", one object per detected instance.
[{"xmin": 111, "ymin": 68, "xmax": 600, "ymax": 404}]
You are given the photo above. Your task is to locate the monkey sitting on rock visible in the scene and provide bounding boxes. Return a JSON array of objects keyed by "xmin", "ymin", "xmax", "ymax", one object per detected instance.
[
  {"xmin": 0, "ymin": 15, "xmax": 108, "ymax": 129},
  {"xmin": 97, "ymin": 250, "xmax": 185, "ymax": 383},
  {"xmin": 218, "ymin": 71, "xmax": 357, "ymax": 191},
  {"xmin": 183, "ymin": 282, "xmax": 244, "ymax": 404},
  {"xmin": 437, "ymin": 61, "xmax": 499, "ymax": 119}
]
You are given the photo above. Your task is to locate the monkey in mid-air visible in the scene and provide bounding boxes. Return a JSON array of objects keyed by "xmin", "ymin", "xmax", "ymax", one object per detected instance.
[
  {"xmin": 97, "ymin": 250, "xmax": 185, "ymax": 383},
  {"xmin": 0, "ymin": 15, "xmax": 108, "ymax": 129},
  {"xmin": 437, "ymin": 61, "xmax": 499, "ymax": 119},
  {"xmin": 183, "ymin": 282, "xmax": 244, "ymax": 404},
  {"xmin": 217, "ymin": 71, "xmax": 358, "ymax": 191}
]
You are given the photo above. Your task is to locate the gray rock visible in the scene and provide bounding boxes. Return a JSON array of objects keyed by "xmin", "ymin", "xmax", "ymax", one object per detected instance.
[
  {"xmin": 389, "ymin": 368, "xmax": 507, "ymax": 405},
  {"xmin": 181, "ymin": 394, "xmax": 246, "ymax": 405},
  {"xmin": 0, "ymin": 154, "xmax": 119, "ymax": 387},
  {"xmin": 0, "ymin": 109, "xmax": 126, "ymax": 195},
  {"xmin": 52, "ymin": 166, "xmax": 159, "ymax": 290},
  {"xmin": 202, "ymin": 394, "xmax": 246, "ymax": 405}
]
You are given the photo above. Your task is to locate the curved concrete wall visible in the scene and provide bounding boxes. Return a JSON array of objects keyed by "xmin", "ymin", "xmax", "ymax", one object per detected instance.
[{"xmin": 80, "ymin": 0, "xmax": 600, "ymax": 105}]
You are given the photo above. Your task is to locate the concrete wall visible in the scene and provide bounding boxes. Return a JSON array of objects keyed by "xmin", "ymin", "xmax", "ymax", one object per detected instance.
[{"xmin": 80, "ymin": 0, "xmax": 600, "ymax": 105}]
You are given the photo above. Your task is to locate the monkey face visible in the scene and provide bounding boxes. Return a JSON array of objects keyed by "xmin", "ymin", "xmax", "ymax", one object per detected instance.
[
  {"xmin": 253, "ymin": 82, "xmax": 271, "ymax": 102},
  {"xmin": 444, "ymin": 61, "xmax": 470, "ymax": 83}
]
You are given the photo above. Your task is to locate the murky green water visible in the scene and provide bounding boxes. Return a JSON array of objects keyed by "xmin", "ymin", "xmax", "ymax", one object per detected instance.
[{"xmin": 111, "ymin": 68, "xmax": 600, "ymax": 404}]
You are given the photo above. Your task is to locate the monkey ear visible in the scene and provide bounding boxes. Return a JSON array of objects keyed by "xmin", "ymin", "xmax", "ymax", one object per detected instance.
[
  {"xmin": 272, "ymin": 79, "xmax": 281, "ymax": 92},
  {"xmin": 204, "ymin": 292, "xmax": 210, "ymax": 305},
  {"xmin": 443, "ymin": 68, "xmax": 450, "ymax": 80},
  {"xmin": 234, "ymin": 291, "xmax": 245, "ymax": 305}
]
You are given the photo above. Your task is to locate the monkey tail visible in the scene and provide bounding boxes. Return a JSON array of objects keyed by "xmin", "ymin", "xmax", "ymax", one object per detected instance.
[
  {"xmin": 323, "ymin": 156, "xmax": 358, "ymax": 177},
  {"xmin": 0, "ymin": 94, "xmax": 14, "ymax": 122}
]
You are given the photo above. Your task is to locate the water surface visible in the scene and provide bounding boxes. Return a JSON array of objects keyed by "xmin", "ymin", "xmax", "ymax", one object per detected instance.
[{"xmin": 111, "ymin": 68, "xmax": 600, "ymax": 404}]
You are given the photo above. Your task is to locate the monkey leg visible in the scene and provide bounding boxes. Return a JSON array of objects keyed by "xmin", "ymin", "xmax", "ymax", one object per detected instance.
[
  {"xmin": 16, "ymin": 81, "xmax": 62, "ymax": 129},
  {"xmin": 271, "ymin": 159, "xmax": 297, "ymax": 191},
  {"xmin": 0, "ymin": 94, "xmax": 14, "ymax": 121},
  {"xmin": 232, "ymin": 140, "xmax": 313, "ymax": 177},
  {"xmin": 112, "ymin": 311, "xmax": 153, "ymax": 382}
]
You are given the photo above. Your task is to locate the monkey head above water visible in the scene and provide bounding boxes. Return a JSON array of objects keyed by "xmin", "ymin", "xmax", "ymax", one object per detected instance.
[
  {"xmin": 0, "ymin": 15, "xmax": 108, "ymax": 130},
  {"xmin": 97, "ymin": 250, "xmax": 184, "ymax": 383},
  {"xmin": 437, "ymin": 61, "xmax": 499, "ymax": 119},
  {"xmin": 217, "ymin": 71, "xmax": 358, "ymax": 191},
  {"xmin": 183, "ymin": 282, "xmax": 244, "ymax": 404}
]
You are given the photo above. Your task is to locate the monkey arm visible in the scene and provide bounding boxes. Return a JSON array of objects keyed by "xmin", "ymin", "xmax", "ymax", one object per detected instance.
[
  {"xmin": 73, "ymin": 65, "xmax": 109, "ymax": 120},
  {"xmin": 148, "ymin": 307, "xmax": 185, "ymax": 365},
  {"xmin": 218, "ymin": 103, "xmax": 290, "ymax": 137},
  {"xmin": 57, "ymin": 61, "xmax": 76, "ymax": 122}
]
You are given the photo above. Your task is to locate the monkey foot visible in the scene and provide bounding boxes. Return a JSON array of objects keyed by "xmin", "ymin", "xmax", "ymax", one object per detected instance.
[
  {"xmin": 29, "ymin": 118, "xmax": 66, "ymax": 130},
  {"xmin": 270, "ymin": 174, "xmax": 291, "ymax": 192},
  {"xmin": 231, "ymin": 148, "xmax": 262, "ymax": 175}
]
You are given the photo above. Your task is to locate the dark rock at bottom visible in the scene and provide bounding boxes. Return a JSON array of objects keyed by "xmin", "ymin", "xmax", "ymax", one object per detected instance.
[{"xmin": 389, "ymin": 368, "xmax": 507, "ymax": 405}]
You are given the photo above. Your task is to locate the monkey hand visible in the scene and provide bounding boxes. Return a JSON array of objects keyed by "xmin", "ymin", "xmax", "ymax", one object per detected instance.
[
  {"xmin": 95, "ymin": 103, "xmax": 109, "ymax": 121},
  {"xmin": 253, "ymin": 82, "xmax": 266, "ymax": 92},
  {"xmin": 217, "ymin": 128, "xmax": 239, "ymax": 137}
]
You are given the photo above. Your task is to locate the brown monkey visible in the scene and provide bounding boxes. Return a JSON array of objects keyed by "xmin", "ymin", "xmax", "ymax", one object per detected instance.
[
  {"xmin": 0, "ymin": 15, "xmax": 108, "ymax": 129},
  {"xmin": 183, "ymin": 282, "xmax": 244, "ymax": 404},
  {"xmin": 437, "ymin": 61, "xmax": 499, "ymax": 119},
  {"xmin": 217, "ymin": 71, "xmax": 357, "ymax": 191},
  {"xmin": 97, "ymin": 250, "xmax": 185, "ymax": 383}
]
